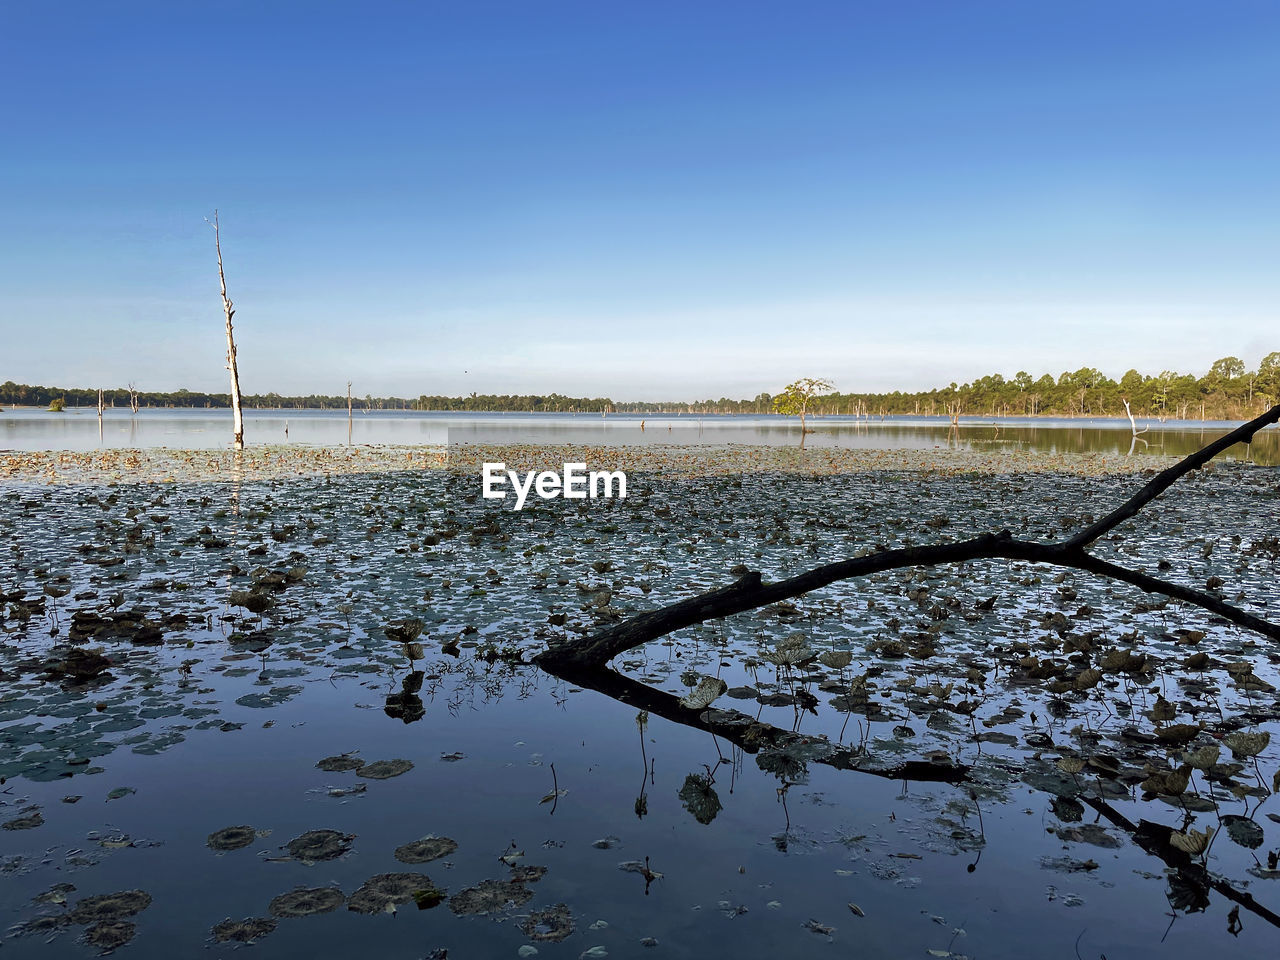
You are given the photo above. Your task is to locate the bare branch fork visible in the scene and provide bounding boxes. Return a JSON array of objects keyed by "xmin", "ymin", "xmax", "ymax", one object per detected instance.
[{"xmin": 535, "ymin": 402, "xmax": 1280, "ymax": 671}]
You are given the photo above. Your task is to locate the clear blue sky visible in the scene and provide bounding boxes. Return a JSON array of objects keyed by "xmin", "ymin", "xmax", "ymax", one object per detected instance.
[{"xmin": 2, "ymin": 1, "xmax": 1277, "ymax": 401}]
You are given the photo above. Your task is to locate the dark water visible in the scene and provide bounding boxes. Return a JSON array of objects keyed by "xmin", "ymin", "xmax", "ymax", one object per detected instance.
[
  {"xmin": 3, "ymin": 408, "xmax": 1278, "ymax": 464},
  {"xmin": 1, "ymin": 467, "xmax": 1277, "ymax": 957}
]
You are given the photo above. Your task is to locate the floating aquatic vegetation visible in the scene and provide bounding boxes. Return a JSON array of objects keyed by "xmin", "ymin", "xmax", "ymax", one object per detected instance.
[
  {"xmin": 448, "ymin": 879, "xmax": 533, "ymax": 916},
  {"xmin": 8, "ymin": 914, "xmax": 70, "ymax": 938},
  {"xmin": 284, "ymin": 829, "xmax": 354, "ymax": 863},
  {"xmin": 2, "ymin": 445, "xmax": 1279, "ymax": 954},
  {"xmin": 65, "ymin": 890, "xmax": 152, "ymax": 926},
  {"xmin": 2, "ymin": 809, "xmax": 44, "ymax": 831},
  {"xmin": 1222, "ymin": 816, "xmax": 1265, "ymax": 850},
  {"xmin": 235, "ymin": 685, "xmax": 302, "ymax": 709},
  {"xmin": 509, "ymin": 864, "xmax": 547, "ymax": 883},
  {"xmin": 521, "ymin": 902, "xmax": 574, "ymax": 942},
  {"xmin": 211, "ymin": 917, "xmax": 277, "ymax": 943},
  {"xmin": 81, "ymin": 919, "xmax": 135, "ymax": 952},
  {"xmin": 207, "ymin": 825, "xmax": 256, "ymax": 851},
  {"xmin": 1169, "ymin": 827, "xmax": 1214, "ymax": 857},
  {"xmin": 677, "ymin": 675, "xmax": 726, "ymax": 710},
  {"xmin": 32, "ymin": 882, "xmax": 76, "ymax": 905},
  {"xmin": 315, "ymin": 754, "xmax": 363, "ymax": 772},
  {"xmin": 1051, "ymin": 824, "xmax": 1121, "ymax": 849},
  {"xmin": 348, "ymin": 873, "xmax": 436, "ymax": 914},
  {"xmin": 394, "ymin": 835, "xmax": 458, "ymax": 864},
  {"xmin": 818, "ymin": 650, "xmax": 853, "ymax": 670},
  {"xmin": 268, "ymin": 886, "xmax": 346, "ymax": 918},
  {"xmin": 1223, "ymin": 730, "xmax": 1270, "ymax": 759},
  {"xmin": 677, "ymin": 773, "xmax": 722, "ymax": 825},
  {"xmin": 356, "ymin": 758, "xmax": 414, "ymax": 779}
]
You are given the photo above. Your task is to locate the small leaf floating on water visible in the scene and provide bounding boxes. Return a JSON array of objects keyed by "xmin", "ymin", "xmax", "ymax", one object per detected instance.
[
  {"xmin": 802, "ymin": 918, "xmax": 835, "ymax": 937},
  {"xmin": 207, "ymin": 825, "xmax": 256, "ymax": 852},
  {"xmin": 268, "ymin": 886, "xmax": 346, "ymax": 918},
  {"xmin": 1222, "ymin": 815, "xmax": 1265, "ymax": 850},
  {"xmin": 67, "ymin": 890, "xmax": 152, "ymax": 925},
  {"xmin": 283, "ymin": 829, "xmax": 354, "ymax": 864},
  {"xmin": 348, "ymin": 873, "xmax": 436, "ymax": 914},
  {"xmin": 82, "ymin": 920, "xmax": 136, "ymax": 952},
  {"xmin": 211, "ymin": 917, "xmax": 277, "ymax": 943},
  {"xmin": 394, "ymin": 835, "xmax": 458, "ymax": 864},
  {"xmin": 355, "ymin": 758, "xmax": 413, "ymax": 780},
  {"xmin": 448, "ymin": 879, "xmax": 533, "ymax": 916},
  {"xmin": 847, "ymin": 902, "xmax": 865, "ymax": 917}
]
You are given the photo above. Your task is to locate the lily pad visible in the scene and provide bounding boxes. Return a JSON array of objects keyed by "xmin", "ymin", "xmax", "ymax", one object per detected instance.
[
  {"xmin": 356, "ymin": 758, "xmax": 414, "ymax": 780},
  {"xmin": 207, "ymin": 825, "xmax": 256, "ymax": 852},
  {"xmin": 348, "ymin": 872, "xmax": 435, "ymax": 914},
  {"xmin": 678, "ymin": 773, "xmax": 723, "ymax": 825},
  {"xmin": 1223, "ymin": 815, "xmax": 1265, "ymax": 850},
  {"xmin": 268, "ymin": 886, "xmax": 346, "ymax": 918},
  {"xmin": 448, "ymin": 879, "xmax": 533, "ymax": 915},
  {"xmin": 285, "ymin": 829, "xmax": 353, "ymax": 863},
  {"xmin": 394, "ymin": 835, "xmax": 458, "ymax": 864},
  {"xmin": 2, "ymin": 810, "xmax": 44, "ymax": 831},
  {"xmin": 68, "ymin": 890, "xmax": 152, "ymax": 924},
  {"xmin": 211, "ymin": 917, "xmax": 277, "ymax": 943},
  {"xmin": 521, "ymin": 902, "xmax": 575, "ymax": 942},
  {"xmin": 678, "ymin": 675, "xmax": 727, "ymax": 710},
  {"xmin": 82, "ymin": 920, "xmax": 136, "ymax": 952},
  {"xmin": 315, "ymin": 754, "xmax": 363, "ymax": 772}
]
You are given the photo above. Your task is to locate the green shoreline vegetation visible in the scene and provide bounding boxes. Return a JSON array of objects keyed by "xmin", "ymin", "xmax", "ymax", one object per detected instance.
[{"xmin": 3, "ymin": 352, "xmax": 1277, "ymax": 420}]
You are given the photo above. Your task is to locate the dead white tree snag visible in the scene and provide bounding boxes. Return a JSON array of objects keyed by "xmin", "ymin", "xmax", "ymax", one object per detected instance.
[
  {"xmin": 210, "ymin": 211, "xmax": 245, "ymax": 449},
  {"xmin": 347, "ymin": 381, "xmax": 353, "ymax": 447},
  {"xmin": 127, "ymin": 382, "xmax": 140, "ymax": 415},
  {"xmin": 535, "ymin": 402, "xmax": 1280, "ymax": 671},
  {"xmin": 1122, "ymin": 397, "xmax": 1149, "ymax": 455}
]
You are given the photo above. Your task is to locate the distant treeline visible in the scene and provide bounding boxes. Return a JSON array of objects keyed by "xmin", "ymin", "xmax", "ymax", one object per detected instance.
[{"xmin": 3, "ymin": 352, "xmax": 1277, "ymax": 419}]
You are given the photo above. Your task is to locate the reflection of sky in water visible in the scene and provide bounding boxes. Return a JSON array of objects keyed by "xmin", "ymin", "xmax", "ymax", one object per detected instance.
[
  {"xmin": 1, "ymin": 468, "xmax": 1277, "ymax": 957},
  {"xmin": 3, "ymin": 409, "xmax": 1277, "ymax": 463}
]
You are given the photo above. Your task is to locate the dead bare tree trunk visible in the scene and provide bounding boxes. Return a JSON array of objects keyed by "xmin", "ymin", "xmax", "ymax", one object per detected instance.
[
  {"xmin": 127, "ymin": 382, "xmax": 140, "ymax": 415},
  {"xmin": 535, "ymin": 402, "xmax": 1280, "ymax": 671},
  {"xmin": 347, "ymin": 382, "xmax": 353, "ymax": 446},
  {"xmin": 210, "ymin": 211, "xmax": 245, "ymax": 450}
]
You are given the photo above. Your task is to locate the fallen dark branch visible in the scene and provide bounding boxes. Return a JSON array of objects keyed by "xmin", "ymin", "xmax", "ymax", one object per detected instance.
[
  {"xmin": 538, "ymin": 662, "xmax": 1278, "ymax": 929},
  {"xmin": 534, "ymin": 404, "xmax": 1280, "ymax": 670},
  {"xmin": 1083, "ymin": 796, "xmax": 1280, "ymax": 929},
  {"xmin": 545, "ymin": 658, "xmax": 968, "ymax": 784}
]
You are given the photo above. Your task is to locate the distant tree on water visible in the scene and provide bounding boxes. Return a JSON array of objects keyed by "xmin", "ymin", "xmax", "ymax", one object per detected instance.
[{"xmin": 772, "ymin": 377, "xmax": 833, "ymax": 449}]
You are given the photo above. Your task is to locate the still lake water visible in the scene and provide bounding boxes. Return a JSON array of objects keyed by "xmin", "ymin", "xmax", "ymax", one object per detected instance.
[
  {"xmin": 3, "ymin": 407, "xmax": 1279, "ymax": 464},
  {"xmin": 2, "ymin": 412, "xmax": 1278, "ymax": 958}
]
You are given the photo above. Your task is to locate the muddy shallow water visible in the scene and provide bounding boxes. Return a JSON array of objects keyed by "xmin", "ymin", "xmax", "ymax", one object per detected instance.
[{"xmin": 1, "ymin": 452, "xmax": 1278, "ymax": 958}]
